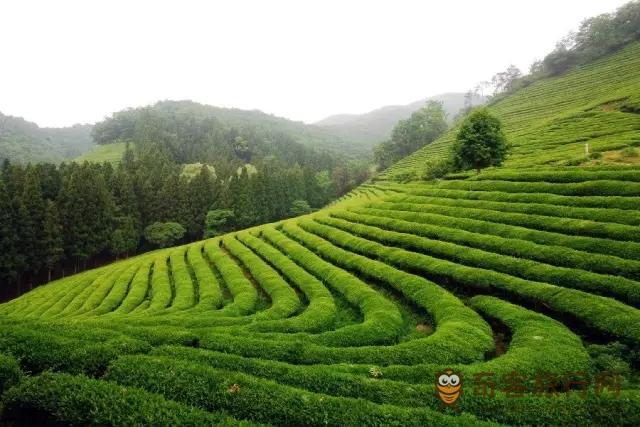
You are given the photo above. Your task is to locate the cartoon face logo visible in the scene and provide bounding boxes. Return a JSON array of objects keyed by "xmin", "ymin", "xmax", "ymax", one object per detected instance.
[{"xmin": 435, "ymin": 369, "xmax": 462, "ymax": 410}]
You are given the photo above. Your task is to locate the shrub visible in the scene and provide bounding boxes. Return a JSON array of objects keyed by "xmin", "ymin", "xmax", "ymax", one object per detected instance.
[
  {"xmin": 296, "ymin": 216, "xmax": 640, "ymax": 343},
  {"xmin": 318, "ymin": 214, "xmax": 640, "ymax": 305},
  {"xmin": 144, "ymin": 222, "xmax": 186, "ymax": 248},
  {"xmin": 339, "ymin": 208, "xmax": 640, "ymax": 280},
  {"xmin": 105, "ymin": 355, "xmax": 492, "ymax": 427},
  {"xmin": 0, "ymin": 372, "xmax": 251, "ymax": 426},
  {"xmin": 0, "ymin": 353, "xmax": 22, "ymax": 394},
  {"xmin": 451, "ymin": 108, "xmax": 508, "ymax": 173}
]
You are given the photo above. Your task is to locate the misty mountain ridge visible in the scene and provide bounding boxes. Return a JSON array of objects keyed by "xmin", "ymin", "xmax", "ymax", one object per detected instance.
[
  {"xmin": 0, "ymin": 112, "xmax": 93, "ymax": 164},
  {"xmin": 315, "ymin": 92, "xmax": 486, "ymax": 148}
]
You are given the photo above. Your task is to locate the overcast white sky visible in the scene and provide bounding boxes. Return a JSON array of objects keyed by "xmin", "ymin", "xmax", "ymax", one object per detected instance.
[{"xmin": 0, "ymin": 0, "xmax": 630, "ymax": 127}]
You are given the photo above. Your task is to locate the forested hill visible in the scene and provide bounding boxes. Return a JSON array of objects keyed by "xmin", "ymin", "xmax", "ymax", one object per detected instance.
[
  {"xmin": 0, "ymin": 113, "xmax": 93, "ymax": 164},
  {"xmin": 314, "ymin": 92, "xmax": 486, "ymax": 149},
  {"xmin": 85, "ymin": 100, "xmax": 364, "ymax": 168},
  {"xmin": 0, "ymin": 101, "xmax": 373, "ymax": 296}
]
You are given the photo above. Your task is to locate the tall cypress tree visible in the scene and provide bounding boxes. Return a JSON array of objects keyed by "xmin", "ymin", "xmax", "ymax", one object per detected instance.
[
  {"xmin": 0, "ymin": 181, "xmax": 20, "ymax": 284},
  {"xmin": 59, "ymin": 165, "xmax": 115, "ymax": 271},
  {"xmin": 19, "ymin": 167, "xmax": 46, "ymax": 278},
  {"xmin": 185, "ymin": 165, "xmax": 216, "ymax": 237},
  {"xmin": 42, "ymin": 200, "xmax": 64, "ymax": 282}
]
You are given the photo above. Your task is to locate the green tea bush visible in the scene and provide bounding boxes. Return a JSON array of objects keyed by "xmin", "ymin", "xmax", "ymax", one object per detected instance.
[
  {"xmin": 0, "ymin": 353, "xmax": 22, "ymax": 394},
  {"xmin": 105, "ymin": 355, "xmax": 494, "ymax": 427},
  {"xmin": 0, "ymin": 372, "xmax": 252, "ymax": 426},
  {"xmin": 317, "ymin": 215, "xmax": 640, "ymax": 305},
  {"xmin": 338, "ymin": 209, "xmax": 640, "ymax": 279}
]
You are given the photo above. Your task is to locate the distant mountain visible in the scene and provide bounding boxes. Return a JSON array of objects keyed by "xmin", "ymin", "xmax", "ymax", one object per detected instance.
[
  {"xmin": 90, "ymin": 100, "xmax": 359, "ymax": 157},
  {"xmin": 315, "ymin": 92, "xmax": 486, "ymax": 150},
  {"xmin": 0, "ymin": 112, "xmax": 93, "ymax": 164},
  {"xmin": 86, "ymin": 100, "xmax": 362, "ymax": 176}
]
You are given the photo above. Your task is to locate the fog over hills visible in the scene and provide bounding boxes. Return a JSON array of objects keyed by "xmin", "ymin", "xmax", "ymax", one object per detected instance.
[{"xmin": 315, "ymin": 92, "xmax": 486, "ymax": 149}]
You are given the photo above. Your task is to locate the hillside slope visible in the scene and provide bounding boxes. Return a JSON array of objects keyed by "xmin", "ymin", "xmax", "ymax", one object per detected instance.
[
  {"xmin": 315, "ymin": 92, "xmax": 486, "ymax": 149},
  {"xmin": 381, "ymin": 42, "xmax": 640, "ymax": 181},
  {"xmin": 2, "ymin": 44, "xmax": 640, "ymax": 425},
  {"xmin": 0, "ymin": 112, "xmax": 93, "ymax": 163}
]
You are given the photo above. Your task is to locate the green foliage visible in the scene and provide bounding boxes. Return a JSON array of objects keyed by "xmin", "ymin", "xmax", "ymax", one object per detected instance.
[
  {"xmin": 0, "ymin": 181, "xmax": 21, "ymax": 283},
  {"xmin": 0, "ymin": 353, "xmax": 22, "ymax": 394},
  {"xmin": 75, "ymin": 141, "xmax": 126, "ymax": 163},
  {"xmin": 289, "ymin": 199, "xmax": 312, "ymax": 216},
  {"xmin": 341, "ymin": 208, "xmax": 640, "ymax": 279},
  {"xmin": 181, "ymin": 162, "xmax": 217, "ymax": 180},
  {"xmin": 144, "ymin": 222, "xmax": 186, "ymax": 248},
  {"xmin": 2, "ymin": 15, "xmax": 640, "ymax": 426},
  {"xmin": 204, "ymin": 209, "xmax": 235, "ymax": 238},
  {"xmin": 422, "ymin": 157, "xmax": 453, "ymax": 180},
  {"xmin": 374, "ymin": 101, "xmax": 448, "ymax": 169},
  {"xmin": 59, "ymin": 163, "xmax": 116, "ymax": 267},
  {"xmin": 317, "ymin": 93, "xmax": 484, "ymax": 150},
  {"xmin": 382, "ymin": 42, "xmax": 640, "ymax": 181},
  {"xmin": 0, "ymin": 322, "xmax": 150, "ymax": 375},
  {"xmin": 91, "ymin": 100, "xmax": 354, "ymax": 166},
  {"xmin": 452, "ymin": 108, "xmax": 508, "ymax": 173},
  {"xmin": 110, "ymin": 215, "xmax": 139, "ymax": 258},
  {"xmin": 0, "ymin": 372, "xmax": 251, "ymax": 426},
  {"xmin": 105, "ymin": 355, "xmax": 491, "ymax": 427},
  {"xmin": 42, "ymin": 200, "xmax": 64, "ymax": 277},
  {"xmin": 0, "ymin": 112, "xmax": 93, "ymax": 164},
  {"xmin": 588, "ymin": 342, "xmax": 633, "ymax": 378},
  {"xmin": 539, "ymin": 1, "xmax": 640, "ymax": 77}
]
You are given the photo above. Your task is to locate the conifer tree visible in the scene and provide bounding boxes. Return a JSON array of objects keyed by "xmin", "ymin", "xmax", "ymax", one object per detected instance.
[
  {"xmin": 0, "ymin": 181, "xmax": 20, "ymax": 284},
  {"xmin": 19, "ymin": 167, "xmax": 46, "ymax": 276},
  {"xmin": 42, "ymin": 200, "xmax": 64, "ymax": 282}
]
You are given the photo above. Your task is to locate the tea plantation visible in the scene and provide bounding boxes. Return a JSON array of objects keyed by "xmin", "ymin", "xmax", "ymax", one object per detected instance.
[{"xmin": 1, "ymin": 43, "xmax": 640, "ymax": 426}]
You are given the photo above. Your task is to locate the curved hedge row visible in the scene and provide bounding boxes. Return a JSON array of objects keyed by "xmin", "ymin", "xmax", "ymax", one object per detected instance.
[
  {"xmin": 360, "ymin": 204, "xmax": 640, "ymax": 260},
  {"xmin": 318, "ymin": 215, "xmax": 640, "ymax": 306},
  {"xmin": 105, "ymin": 355, "xmax": 494, "ymax": 427},
  {"xmin": 468, "ymin": 168, "xmax": 640, "ymax": 183},
  {"xmin": 388, "ymin": 193, "xmax": 640, "ymax": 226},
  {"xmin": 0, "ymin": 372, "xmax": 252, "ymax": 426},
  {"xmin": 223, "ymin": 236, "xmax": 300, "ymax": 321},
  {"xmin": 236, "ymin": 232, "xmax": 337, "ymax": 333},
  {"xmin": 339, "ymin": 209, "xmax": 640, "ymax": 280},
  {"xmin": 167, "ymin": 247, "xmax": 196, "ymax": 311},
  {"xmin": 401, "ymin": 186, "xmax": 640, "ymax": 210},
  {"xmin": 384, "ymin": 197, "xmax": 640, "ymax": 242},
  {"xmin": 204, "ymin": 241, "xmax": 258, "ymax": 316},
  {"xmin": 187, "ymin": 243, "xmax": 224, "ymax": 310},
  {"xmin": 297, "ymin": 217, "xmax": 640, "ymax": 343},
  {"xmin": 259, "ymin": 226, "xmax": 404, "ymax": 347},
  {"xmin": 144, "ymin": 255, "xmax": 173, "ymax": 313},
  {"xmin": 372, "ymin": 201, "xmax": 640, "ymax": 248},
  {"xmin": 436, "ymin": 179, "xmax": 640, "ymax": 196}
]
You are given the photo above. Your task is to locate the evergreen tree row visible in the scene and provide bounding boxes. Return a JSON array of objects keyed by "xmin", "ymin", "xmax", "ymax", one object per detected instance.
[{"xmin": 0, "ymin": 145, "xmax": 369, "ymax": 292}]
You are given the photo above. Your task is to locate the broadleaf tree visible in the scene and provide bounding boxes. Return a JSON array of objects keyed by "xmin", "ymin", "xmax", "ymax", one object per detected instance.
[{"xmin": 451, "ymin": 107, "xmax": 508, "ymax": 174}]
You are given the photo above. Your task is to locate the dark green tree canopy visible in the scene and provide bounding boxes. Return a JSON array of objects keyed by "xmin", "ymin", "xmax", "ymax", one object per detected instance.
[
  {"xmin": 143, "ymin": 222, "xmax": 186, "ymax": 248},
  {"xmin": 374, "ymin": 101, "xmax": 448, "ymax": 169},
  {"xmin": 204, "ymin": 209, "xmax": 235, "ymax": 238},
  {"xmin": 452, "ymin": 108, "xmax": 508, "ymax": 173},
  {"xmin": 289, "ymin": 200, "xmax": 312, "ymax": 217}
]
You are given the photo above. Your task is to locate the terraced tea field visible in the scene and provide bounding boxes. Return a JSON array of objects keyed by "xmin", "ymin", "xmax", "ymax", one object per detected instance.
[
  {"xmin": 2, "ymin": 44, "xmax": 640, "ymax": 427},
  {"xmin": 1, "ymin": 165, "xmax": 640, "ymax": 425}
]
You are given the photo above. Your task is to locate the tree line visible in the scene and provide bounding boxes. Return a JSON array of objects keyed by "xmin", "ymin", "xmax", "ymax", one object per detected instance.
[
  {"xmin": 374, "ymin": 101, "xmax": 448, "ymax": 170},
  {"xmin": 465, "ymin": 1, "xmax": 640, "ymax": 102},
  {"xmin": 0, "ymin": 145, "xmax": 368, "ymax": 292}
]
